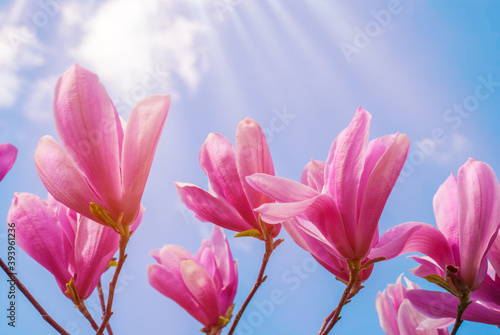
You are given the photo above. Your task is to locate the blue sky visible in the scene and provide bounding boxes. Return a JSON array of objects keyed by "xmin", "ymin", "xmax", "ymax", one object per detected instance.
[{"xmin": 1, "ymin": 0, "xmax": 500, "ymax": 334}]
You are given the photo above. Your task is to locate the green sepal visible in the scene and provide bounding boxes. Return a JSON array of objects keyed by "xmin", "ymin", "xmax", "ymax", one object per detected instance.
[
  {"xmin": 90, "ymin": 202, "xmax": 119, "ymax": 233},
  {"xmin": 106, "ymin": 258, "xmax": 118, "ymax": 271},
  {"xmin": 65, "ymin": 278, "xmax": 81, "ymax": 305},
  {"xmin": 234, "ymin": 229, "xmax": 264, "ymax": 240},
  {"xmin": 424, "ymin": 274, "xmax": 454, "ymax": 294}
]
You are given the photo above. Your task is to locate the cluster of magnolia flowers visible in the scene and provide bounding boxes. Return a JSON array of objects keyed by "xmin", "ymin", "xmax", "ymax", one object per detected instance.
[{"xmin": 1, "ymin": 64, "xmax": 500, "ymax": 335}]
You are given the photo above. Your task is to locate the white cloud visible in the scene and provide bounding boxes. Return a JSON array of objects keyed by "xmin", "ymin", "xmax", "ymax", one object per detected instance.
[
  {"xmin": 60, "ymin": 1, "xmax": 86, "ymax": 28},
  {"xmin": 0, "ymin": 24, "xmax": 44, "ymax": 110},
  {"xmin": 22, "ymin": 75, "xmax": 58, "ymax": 122},
  {"xmin": 0, "ymin": 0, "xmax": 211, "ymax": 120},
  {"xmin": 418, "ymin": 132, "xmax": 473, "ymax": 166},
  {"xmin": 70, "ymin": 0, "xmax": 209, "ymax": 99}
]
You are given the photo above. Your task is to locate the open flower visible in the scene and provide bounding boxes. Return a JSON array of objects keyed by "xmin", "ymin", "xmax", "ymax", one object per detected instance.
[
  {"xmin": 35, "ymin": 64, "xmax": 170, "ymax": 227},
  {"xmin": 247, "ymin": 108, "xmax": 409, "ymax": 263},
  {"xmin": 376, "ymin": 275, "xmax": 451, "ymax": 335},
  {"xmin": 0, "ymin": 143, "xmax": 17, "ymax": 182},
  {"xmin": 371, "ymin": 159, "xmax": 500, "ymax": 291},
  {"xmin": 148, "ymin": 226, "xmax": 237, "ymax": 332},
  {"xmin": 371, "ymin": 159, "xmax": 500, "ymax": 324},
  {"xmin": 7, "ymin": 192, "xmax": 141, "ymax": 302},
  {"xmin": 175, "ymin": 118, "xmax": 280, "ymax": 237}
]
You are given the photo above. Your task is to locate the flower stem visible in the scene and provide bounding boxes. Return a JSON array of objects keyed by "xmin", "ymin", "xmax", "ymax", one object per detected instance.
[
  {"xmin": 76, "ymin": 301, "xmax": 99, "ymax": 330},
  {"xmin": 96, "ymin": 215, "xmax": 130, "ymax": 335},
  {"xmin": 318, "ymin": 259, "xmax": 361, "ymax": 335},
  {"xmin": 450, "ymin": 292, "xmax": 471, "ymax": 335},
  {"xmin": 97, "ymin": 279, "xmax": 113, "ymax": 335},
  {"xmin": 227, "ymin": 222, "xmax": 282, "ymax": 335},
  {"xmin": 0, "ymin": 257, "xmax": 70, "ymax": 335}
]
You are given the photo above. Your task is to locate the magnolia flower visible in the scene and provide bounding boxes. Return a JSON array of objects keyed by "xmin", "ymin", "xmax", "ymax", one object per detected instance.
[
  {"xmin": 247, "ymin": 108, "xmax": 409, "ymax": 264},
  {"xmin": 372, "ymin": 159, "xmax": 500, "ymax": 290},
  {"xmin": 0, "ymin": 143, "xmax": 17, "ymax": 182},
  {"xmin": 35, "ymin": 64, "xmax": 170, "ymax": 227},
  {"xmin": 148, "ymin": 226, "xmax": 237, "ymax": 332},
  {"xmin": 7, "ymin": 193, "xmax": 141, "ymax": 302},
  {"xmin": 376, "ymin": 275, "xmax": 451, "ymax": 335},
  {"xmin": 278, "ymin": 160, "xmax": 373, "ymax": 283},
  {"xmin": 176, "ymin": 118, "xmax": 280, "ymax": 237},
  {"xmin": 371, "ymin": 159, "xmax": 500, "ymax": 323}
]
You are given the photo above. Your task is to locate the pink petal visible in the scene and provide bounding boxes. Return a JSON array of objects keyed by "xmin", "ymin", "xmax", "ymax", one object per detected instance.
[
  {"xmin": 356, "ymin": 133, "xmax": 410, "ymax": 258},
  {"xmin": 409, "ymin": 256, "xmax": 446, "ymax": 279},
  {"xmin": 398, "ymin": 300, "xmax": 448, "ymax": 335},
  {"xmin": 0, "ymin": 143, "xmax": 17, "ymax": 182},
  {"xmin": 457, "ymin": 159, "xmax": 500, "ymax": 289},
  {"xmin": 417, "ymin": 317, "xmax": 454, "ymax": 332},
  {"xmin": 235, "ymin": 118, "xmax": 275, "ymax": 210},
  {"xmin": 147, "ymin": 264, "xmax": 205, "ymax": 325},
  {"xmin": 181, "ymin": 260, "xmax": 220, "ymax": 326},
  {"xmin": 74, "ymin": 216, "xmax": 119, "ymax": 299},
  {"xmin": 300, "ymin": 159, "xmax": 326, "ymax": 191},
  {"xmin": 325, "ymin": 108, "xmax": 371, "ymax": 248},
  {"xmin": 53, "ymin": 64, "xmax": 122, "ymax": 216},
  {"xmin": 129, "ymin": 205, "xmax": 144, "ymax": 233},
  {"xmin": 471, "ymin": 267, "xmax": 500, "ymax": 309},
  {"xmin": 199, "ymin": 133, "xmax": 256, "ymax": 226},
  {"xmin": 35, "ymin": 136, "xmax": 100, "ymax": 221},
  {"xmin": 158, "ymin": 244, "xmax": 194, "ymax": 271},
  {"xmin": 257, "ymin": 194, "xmax": 353, "ymax": 258},
  {"xmin": 208, "ymin": 226, "xmax": 234, "ymax": 290},
  {"xmin": 196, "ymin": 240, "xmax": 218, "ymax": 281},
  {"xmin": 175, "ymin": 183, "xmax": 255, "ymax": 232},
  {"xmin": 283, "ymin": 218, "xmax": 345, "ymax": 275},
  {"xmin": 375, "ymin": 290, "xmax": 399, "ymax": 335},
  {"xmin": 150, "ymin": 248, "xmax": 161, "ymax": 263},
  {"xmin": 369, "ymin": 222, "xmax": 454, "ymax": 268},
  {"xmin": 121, "ymin": 95, "xmax": 170, "ymax": 224},
  {"xmin": 357, "ymin": 134, "xmax": 398, "ymax": 214},
  {"xmin": 7, "ymin": 193, "xmax": 72, "ymax": 293},
  {"xmin": 433, "ymin": 174, "xmax": 460, "ymax": 262},
  {"xmin": 246, "ymin": 173, "xmax": 320, "ymax": 202},
  {"xmin": 407, "ymin": 289, "xmax": 500, "ymax": 325}
]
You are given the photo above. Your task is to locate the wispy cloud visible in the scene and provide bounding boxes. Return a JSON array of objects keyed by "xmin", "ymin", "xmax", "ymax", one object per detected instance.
[
  {"xmin": 70, "ymin": 0, "xmax": 209, "ymax": 96},
  {"xmin": 1, "ymin": 0, "xmax": 211, "ymax": 122}
]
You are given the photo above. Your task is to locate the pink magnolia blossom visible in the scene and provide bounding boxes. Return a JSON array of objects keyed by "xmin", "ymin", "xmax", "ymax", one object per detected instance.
[
  {"xmin": 0, "ymin": 143, "xmax": 17, "ymax": 182},
  {"xmin": 7, "ymin": 192, "xmax": 141, "ymax": 301},
  {"xmin": 277, "ymin": 160, "xmax": 373, "ymax": 282},
  {"xmin": 376, "ymin": 275, "xmax": 451, "ymax": 335},
  {"xmin": 371, "ymin": 159, "xmax": 500, "ymax": 323},
  {"xmin": 371, "ymin": 159, "xmax": 500, "ymax": 291},
  {"xmin": 35, "ymin": 64, "xmax": 170, "ymax": 226},
  {"xmin": 175, "ymin": 118, "xmax": 280, "ymax": 237},
  {"xmin": 148, "ymin": 226, "xmax": 237, "ymax": 329},
  {"xmin": 247, "ymin": 108, "xmax": 409, "ymax": 264}
]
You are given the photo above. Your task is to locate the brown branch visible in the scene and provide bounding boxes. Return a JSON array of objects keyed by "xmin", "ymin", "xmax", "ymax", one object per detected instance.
[
  {"xmin": 96, "ymin": 218, "xmax": 130, "ymax": 335},
  {"xmin": 319, "ymin": 259, "xmax": 361, "ymax": 335},
  {"xmin": 0, "ymin": 257, "xmax": 70, "ymax": 335},
  {"xmin": 227, "ymin": 221, "xmax": 282, "ymax": 335},
  {"xmin": 97, "ymin": 279, "xmax": 113, "ymax": 335}
]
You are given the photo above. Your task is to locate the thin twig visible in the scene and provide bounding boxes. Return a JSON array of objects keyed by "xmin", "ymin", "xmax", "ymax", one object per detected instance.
[
  {"xmin": 98, "ymin": 279, "xmax": 114, "ymax": 335},
  {"xmin": 319, "ymin": 259, "xmax": 361, "ymax": 335},
  {"xmin": 227, "ymin": 222, "xmax": 281, "ymax": 335},
  {"xmin": 450, "ymin": 294, "xmax": 471, "ymax": 335},
  {"xmin": 96, "ymin": 216, "xmax": 130, "ymax": 335},
  {"xmin": 77, "ymin": 301, "xmax": 99, "ymax": 330},
  {"xmin": 0, "ymin": 257, "xmax": 70, "ymax": 335}
]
